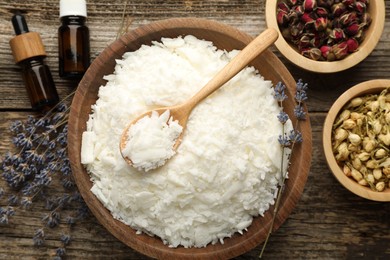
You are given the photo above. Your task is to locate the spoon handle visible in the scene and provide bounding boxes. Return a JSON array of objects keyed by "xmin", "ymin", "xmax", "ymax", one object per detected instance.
[{"xmin": 185, "ymin": 28, "xmax": 278, "ymax": 111}]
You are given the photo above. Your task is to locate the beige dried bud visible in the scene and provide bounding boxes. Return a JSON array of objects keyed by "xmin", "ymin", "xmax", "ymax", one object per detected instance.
[
  {"xmin": 343, "ymin": 164, "xmax": 351, "ymax": 177},
  {"xmin": 356, "ymin": 118, "xmax": 363, "ymax": 127},
  {"xmin": 339, "ymin": 109, "xmax": 351, "ymax": 121},
  {"xmin": 357, "ymin": 152, "xmax": 371, "ymax": 162},
  {"xmin": 370, "ymin": 100, "xmax": 379, "ymax": 112},
  {"xmin": 374, "ymin": 148, "xmax": 387, "ymax": 159},
  {"xmin": 351, "ymin": 168, "xmax": 363, "ymax": 181},
  {"xmin": 334, "ymin": 128, "xmax": 348, "ymax": 142},
  {"xmin": 378, "ymin": 95, "xmax": 386, "ymax": 110},
  {"xmin": 385, "ymin": 112, "xmax": 390, "ymax": 124},
  {"xmin": 376, "ymin": 182, "xmax": 385, "ymax": 192},
  {"xmin": 348, "ymin": 133, "xmax": 361, "ymax": 146},
  {"xmin": 350, "ymin": 112, "xmax": 362, "ymax": 120},
  {"xmin": 336, "ymin": 143, "xmax": 349, "ymax": 161},
  {"xmin": 347, "ymin": 144, "xmax": 359, "ymax": 152},
  {"xmin": 363, "ymin": 139, "xmax": 376, "ymax": 152},
  {"xmin": 373, "ymin": 168, "xmax": 382, "ymax": 180},
  {"xmin": 366, "ymin": 159, "xmax": 379, "ymax": 169},
  {"xmin": 378, "ymin": 132, "xmax": 390, "ymax": 146},
  {"xmin": 352, "ymin": 157, "xmax": 362, "ymax": 170},
  {"xmin": 372, "ymin": 120, "xmax": 382, "ymax": 135},
  {"xmin": 358, "ymin": 179, "xmax": 368, "ymax": 186},
  {"xmin": 349, "ymin": 97, "xmax": 363, "ymax": 108},
  {"xmin": 366, "ymin": 173, "xmax": 375, "ymax": 184},
  {"xmin": 342, "ymin": 119, "xmax": 356, "ymax": 130},
  {"xmin": 383, "ymin": 167, "xmax": 390, "ymax": 176}
]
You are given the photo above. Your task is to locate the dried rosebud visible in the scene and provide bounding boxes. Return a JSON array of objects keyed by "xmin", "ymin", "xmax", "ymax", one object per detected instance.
[
  {"xmin": 287, "ymin": 0, "xmax": 299, "ymax": 6},
  {"xmin": 299, "ymin": 34, "xmax": 312, "ymax": 49},
  {"xmin": 301, "ymin": 12, "xmax": 315, "ymax": 24},
  {"xmin": 277, "ymin": 10, "xmax": 290, "ymax": 26},
  {"xmin": 278, "ymin": 2, "xmax": 290, "ymax": 12},
  {"xmin": 301, "ymin": 47, "xmax": 322, "ymax": 60},
  {"xmin": 360, "ymin": 12, "xmax": 372, "ymax": 26},
  {"xmin": 320, "ymin": 45, "xmax": 332, "ymax": 58},
  {"xmin": 345, "ymin": 23, "xmax": 360, "ymax": 36},
  {"xmin": 359, "ymin": 0, "xmax": 369, "ymax": 4},
  {"xmin": 354, "ymin": 1, "xmax": 366, "ymax": 15},
  {"xmin": 346, "ymin": 38, "xmax": 359, "ymax": 52},
  {"xmin": 310, "ymin": 35, "xmax": 322, "ymax": 48},
  {"xmin": 290, "ymin": 23, "xmax": 304, "ymax": 38},
  {"xmin": 342, "ymin": 0, "xmax": 356, "ymax": 8},
  {"xmin": 329, "ymin": 28, "xmax": 346, "ymax": 42},
  {"xmin": 318, "ymin": 0, "xmax": 334, "ymax": 8},
  {"xmin": 303, "ymin": 0, "xmax": 317, "ymax": 12},
  {"xmin": 316, "ymin": 7, "xmax": 329, "ymax": 17},
  {"xmin": 281, "ymin": 27, "xmax": 292, "ymax": 41},
  {"xmin": 314, "ymin": 17, "xmax": 328, "ymax": 31},
  {"xmin": 291, "ymin": 5, "xmax": 305, "ymax": 16},
  {"xmin": 339, "ymin": 12, "xmax": 358, "ymax": 26},
  {"xmin": 331, "ymin": 3, "xmax": 347, "ymax": 17}
]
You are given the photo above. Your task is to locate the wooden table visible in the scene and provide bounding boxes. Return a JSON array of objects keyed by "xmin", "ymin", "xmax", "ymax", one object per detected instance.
[{"xmin": 0, "ymin": 0, "xmax": 389, "ymax": 259}]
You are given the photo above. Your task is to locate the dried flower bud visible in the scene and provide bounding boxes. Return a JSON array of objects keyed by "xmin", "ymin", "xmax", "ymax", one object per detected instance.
[
  {"xmin": 374, "ymin": 148, "xmax": 387, "ymax": 159},
  {"xmin": 277, "ymin": 10, "xmax": 290, "ymax": 26},
  {"xmin": 348, "ymin": 133, "xmax": 361, "ymax": 146},
  {"xmin": 303, "ymin": 0, "xmax": 317, "ymax": 12},
  {"xmin": 357, "ymin": 151, "xmax": 370, "ymax": 161},
  {"xmin": 301, "ymin": 47, "xmax": 322, "ymax": 61},
  {"xmin": 331, "ymin": 3, "xmax": 347, "ymax": 17},
  {"xmin": 301, "ymin": 12, "xmax": 315, "ymax": 24},
  {"xmin": 373, "ymin": 168, "xmax": 382, "ymax": 180},
  {"xmin": 385, "ymin": 112, "xmax": 390, "ymax": 124},
  {"xmin": 358, "ymin": 179, "xmax": 368, "ymax": 186},
  {"xmin": 332, "ymin": 41, "xmax": 349, "ymax": 60},
  {"xmin": 320, "ymin": 45, "xmax": 332, "ymax": 59},
  {"xmin": 299, "ymin": 35, "xmax": 312, "ymax": 49},
  {"xmin": 338, "ymin": 109, "xmax": 351, "ymax": 122},
  {"xmin": 348, "ymin": 143, "xmax": 359, "ymax": 152},
  {"xmin": 336, "ymin": 143, "xmax": 350, "ymax": 161},
  {"xmin": 376, "ymin": 182, "xmax": 385, "ymax": 192},
  {"xmin": 339, "ymin": 12, "xmax": 358, "ymax": 27},
  {"xmin": 345, "ymin": 23, "xmax": 360, "ymax": 36},
  {"xmin": 366, "ymin": 173, "xmax": 375, "ymax": 184},
  {"xmin": 287, "ymin": 0, "xmax": 299, "ymax": 6},
  {"xmin": 363, "ymin": 139, "xmax": 376, "ymax": 153},
  {"xmin": 342, "ymin": 0, "xmax": 356, "ymax": 8},
  {"xmin": 348, "ymin": 97, "xmax": 363, "ymax": 107},
  {"xmin": 329, "ymin": 28, "xmax": 346, "ymax": 43},
  {"xmin": 346, "ymin": 38, "xmax": 359, "ymax": 52},
  {"xmin": 383, "ymin": 167, "xmax": 390, "ymax": 176},
  {"xmin": 335, "ymin": 128, "xmax": 349, "ymax": 142},
  {"xmin": 351, "ymin": 167, "xmax": 363, "ymax": 181},
  {"xmin": 352, "ymin": 157, "xmax": 362, "ymax": 170},
  {"xmin": 372, "ymin": 119, "xmax": 382, "ymax": 135},
  {"xmin": 316, "ymin": 7, "xmax": 329, "ymax": 17},
  {"xmin": 318, "ymin": 0, "xmax": 335, "ymax": 8},
  {"xmin": 278, "ymin": 2, "xmax": 290, "ymax": 12},
  {"xmin": 354, "ymin": 1, "xmax": 366, "ymax": 15},
  {"xmin": 360, "ymin": 12, "xmax": 372, "ymax": 26},
  {"xmin": 343, "ymin": 164, "xmax": 352, "ymax": 176},
  {"xmin": 369, "ymin": 100, "xmax": 379, "ymax": 112},
  {"xmin": 290, "ymin": 22, "xmax": 304, "ymax": 38},
  {"xmin": 350, "ymin": 112, "xmax": 362, "ymax": 121},
  {"xmin": 292, "ymin": 5, "xmax": 305, "ymax": 16},
  {"xmin": 366, "ymin": 159, "xmax": 379, "ymax": 169},
  {"xmin": 378, "ymin": 132, "xmax": 390, "ymax": 146},
  {"xmin": 315, "ymin": 17, "xmax": 328, "ymax": 31}
]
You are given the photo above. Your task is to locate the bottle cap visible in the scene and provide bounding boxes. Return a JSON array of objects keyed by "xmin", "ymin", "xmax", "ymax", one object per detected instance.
[{"xmin": 60, "ymin": 0, "xmax": 87, "ymax": 18}]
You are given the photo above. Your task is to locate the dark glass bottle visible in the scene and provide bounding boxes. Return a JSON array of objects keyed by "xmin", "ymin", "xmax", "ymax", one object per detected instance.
[
  {"xmin": 58, "ymin": 0, "xmax": 90, "ymax": 79},
  {"xmin": 9, "ymin": 14, "xmax": 59, "ymax": 111}
]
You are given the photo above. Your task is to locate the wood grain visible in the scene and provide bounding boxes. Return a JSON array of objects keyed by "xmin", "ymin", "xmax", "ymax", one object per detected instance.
[{"xmin": 0, "ymin": 0, "xmax": 390, "ymax": 259}]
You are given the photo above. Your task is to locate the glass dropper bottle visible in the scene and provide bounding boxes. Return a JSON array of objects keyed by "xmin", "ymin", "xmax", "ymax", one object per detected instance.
[{"xmin": 9, "ymin": 13, "xmax": 59, "ymax": 111}]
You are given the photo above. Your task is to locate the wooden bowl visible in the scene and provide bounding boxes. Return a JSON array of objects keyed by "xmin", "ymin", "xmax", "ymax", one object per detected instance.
[
  {"xmin": 68, "ymin": 18, "xmax": 312, "ymax": 259},
  {"xmin": 265, "ymin": 0, "xmax": 385, "ymax": 73},
  {"xmin": 323, "ymin": 79, "xmax": 390, "ymax": 202}
]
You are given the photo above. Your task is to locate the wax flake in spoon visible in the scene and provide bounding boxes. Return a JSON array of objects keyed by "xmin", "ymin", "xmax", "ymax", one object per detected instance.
[{"xmin": 122, "ymin": 110, "xmax": 183, "ymax": 172}]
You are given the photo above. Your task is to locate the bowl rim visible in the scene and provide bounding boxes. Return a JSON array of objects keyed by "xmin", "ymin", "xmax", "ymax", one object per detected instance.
[
  {"xmin": 68, "ymin": 17, "xmax": 312, "ymax": 259},
  {"xmin": 323, "ymin": 79, "xmax": 390, "ymax": 202},
  {"xmin": 265, "ymin": 0, "xmax": 386, "ymax": 73}
]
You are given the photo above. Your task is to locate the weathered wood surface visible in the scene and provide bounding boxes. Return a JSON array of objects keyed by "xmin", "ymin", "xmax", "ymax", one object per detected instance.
[{"xmin": 0, "ymin": 0, "xmax": 389, "ymax": 259}]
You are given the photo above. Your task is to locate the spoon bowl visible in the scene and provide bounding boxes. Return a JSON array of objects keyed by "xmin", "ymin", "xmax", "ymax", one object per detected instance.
[{"xmin": 120, "ymin": 28, "xmax": 279, "ymax": 166}]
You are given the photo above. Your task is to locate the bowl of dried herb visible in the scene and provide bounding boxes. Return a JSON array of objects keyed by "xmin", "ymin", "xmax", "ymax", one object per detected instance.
[
  {"xmin": 265, "ymin": 0, "xmax": 385, "ymax": 73},
  {"xmin": 323, "ymin": 79, "xmax": 390, "ymax": 202}
]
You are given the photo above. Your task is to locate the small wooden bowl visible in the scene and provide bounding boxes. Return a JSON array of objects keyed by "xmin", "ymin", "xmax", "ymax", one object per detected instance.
[
  {"xmin": 265, "ymin": 0, "xmax": 385, "ymax": 73},
  {"xmin": 68, "ymin": 18, "xmax": 312, "ymax": 259},
  {"xmin": 323, "ymin": 79, "xmax": 390, "ymax": 202}
]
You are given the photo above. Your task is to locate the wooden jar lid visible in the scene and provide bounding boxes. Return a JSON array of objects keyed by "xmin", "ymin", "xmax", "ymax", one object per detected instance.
[{"xmin": 9, "ymin": 32, "xmax": 46, "ymax": 63}]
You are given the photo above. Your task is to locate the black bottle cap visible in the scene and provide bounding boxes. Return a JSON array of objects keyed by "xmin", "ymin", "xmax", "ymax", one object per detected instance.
[{"xmin": 12, "ymin": 13, "xmax": 29, "ymax": 35}]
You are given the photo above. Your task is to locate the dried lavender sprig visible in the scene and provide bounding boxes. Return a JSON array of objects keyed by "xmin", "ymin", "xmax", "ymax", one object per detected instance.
[{"xmin": 260, "ymin": 79, "xmax": 309, "ymax": 258}]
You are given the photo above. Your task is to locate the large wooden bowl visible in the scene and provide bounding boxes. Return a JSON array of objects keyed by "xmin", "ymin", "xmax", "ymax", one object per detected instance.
[
  {"xmin": 265, "ymin": 0, "xmax": 385, "ymax": 73},
  {"xmin": 323, "ymin": 79, "xmax": 390, "ymax": 202},
  {"xmin": 68, "ymin": 18, "xmax": 312, "ymax": 259}
]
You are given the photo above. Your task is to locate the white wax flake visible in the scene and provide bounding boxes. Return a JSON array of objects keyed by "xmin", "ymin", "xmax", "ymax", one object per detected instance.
[
  {"xmin": 122, "ymin": 110, "xmax": 183, "ymax": 172},
  {"xmin": 81, "ymin": 35, "xmax": 293, "ymax": 248}
]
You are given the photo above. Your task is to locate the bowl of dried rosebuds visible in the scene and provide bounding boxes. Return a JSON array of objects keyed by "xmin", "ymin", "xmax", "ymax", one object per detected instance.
[
  {"xmin": 323, "ymin": 79, "xmax": 390, "ymax": 202},
  {"xmin": 265, "ymin": 0, "xmax": 385, "ymax": 73}
]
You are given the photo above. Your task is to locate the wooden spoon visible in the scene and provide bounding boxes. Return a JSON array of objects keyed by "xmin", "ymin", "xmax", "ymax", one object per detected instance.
[{"xmin": 120, "ymin": 28, "xmax": 279, "ymax": 165}]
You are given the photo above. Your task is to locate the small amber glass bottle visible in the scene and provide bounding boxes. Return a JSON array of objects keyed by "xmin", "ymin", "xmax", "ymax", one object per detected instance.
[
  {"xmin": 58, "ymin": 0, "xmax": 90, "ymax": 79},
  {"xmin": 9, "ymin": 14, "xmax": 59, "ymax": 111}
]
